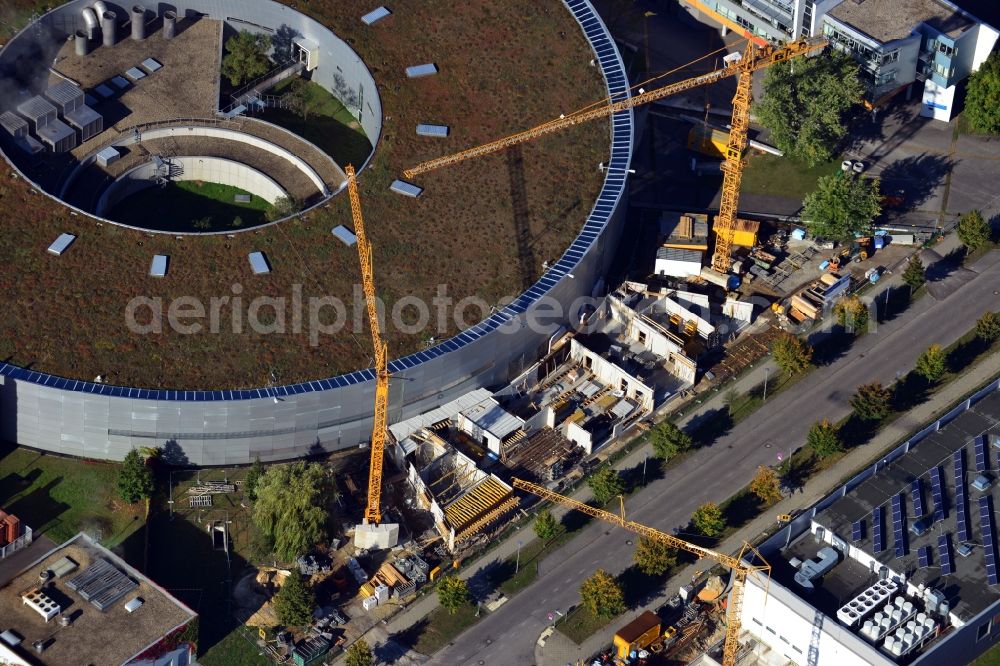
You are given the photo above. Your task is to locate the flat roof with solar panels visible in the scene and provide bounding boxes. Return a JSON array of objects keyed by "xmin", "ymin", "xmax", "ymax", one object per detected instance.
[
  {"xmin": 0, "ymin": 533, "xmax": 195, "ymax": 666},
  {"xmin": 758, "ymin": 389, "xmax": 1000, "ymax": 665}
]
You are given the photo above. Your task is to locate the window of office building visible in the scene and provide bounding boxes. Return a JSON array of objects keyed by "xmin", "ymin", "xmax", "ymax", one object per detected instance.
[
  {"xmin": 876, "ymin": 70, "xmax": 897, "ymax": 86},
  {"xmin": 801, "ymin": 1, "xmax": 814, "ymax": 37},
  {"xmin": 979, "ymin": 621, "xmax": 991, "ymax": 641},
  {"xmin": 938, "ymin": 42, "xmax": 956, "ymax": 57}
]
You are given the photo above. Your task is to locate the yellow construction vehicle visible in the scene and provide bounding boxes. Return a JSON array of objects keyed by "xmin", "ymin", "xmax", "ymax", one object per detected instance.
[
  {"xmin": 344, "ymin": 165, "xmax": 392, "ymax": 536},
  {"xmin": 511, "ymin": 477, "xmax": 770, "ymax": 666},
  {"xmin": 402, "ymin": 37, "xmax": 826, "ymax": 274}
]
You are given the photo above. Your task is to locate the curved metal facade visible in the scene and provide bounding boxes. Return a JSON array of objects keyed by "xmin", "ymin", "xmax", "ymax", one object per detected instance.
[{"xmin": 0, "ymin": 0, "xmax": 634, "ymax": 464}]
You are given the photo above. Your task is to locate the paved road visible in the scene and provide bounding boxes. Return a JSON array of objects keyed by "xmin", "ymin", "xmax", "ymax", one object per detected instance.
[{"xmin": 425, "ymin": 248, "xmax": 1000, "ymax": 666}]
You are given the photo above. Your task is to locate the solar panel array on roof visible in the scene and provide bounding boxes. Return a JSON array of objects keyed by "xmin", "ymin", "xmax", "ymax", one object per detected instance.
[
  {"xmin": 931, "ymin": 466, "xmax": 946, "ymax": 522},
  {"xmin": 912, "ymin": 478, "xmax": 926, "ymax": 518},
  {"xmin": 977, "ymin": 435, "xmax": 989, "ymax": 472},
  {"xmin": 110, "ymin": 76, "xmax": 130, "ymax": 90},
  {"xmin": 125, "ymin": 66, "xmax": 146, "ymax": 81},
  {"xmin": 957, "ymin": 483, "xmax": 970, "ymax": 542},
  {"xmin": 980, "ymin": 495, "xmax": 998, "ymax": 585},
  {"xmin": 873, "ymin": 505, "xmax": 885, "ymax": 553},
  {"xmin": 918, "ymin": 545, "xmax": 932, "ymax": 568},
  {"xmin": 892, "ymin": 492, "xmax": 906, "ymax": 557},
  {"xmin": 955, "ymin": 448, "xmax": 965, "ymax": 484},
  {"xmin": 141, "ymin": 57, "xmax": 162, "ymax": 72},
  {"xmin": 852, "ymin": 519, "xmax": 864, "ymax": 542},
  {"xmin": 940, "ymin": 533, "xmax": 954, "ymax": 575}
]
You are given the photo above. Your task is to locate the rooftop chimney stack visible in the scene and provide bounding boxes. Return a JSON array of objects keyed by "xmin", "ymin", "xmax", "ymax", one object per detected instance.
[
  {"xmin": 131, "ymin": 5, "xmax": 146, "ymax": 41},
  {"xmin": 101, "ymin": 11, "xmax": 117, "ymax": 47},
  {"xmin": 163, "ymin": 11, "xmax": 176, "ymax": 39}
]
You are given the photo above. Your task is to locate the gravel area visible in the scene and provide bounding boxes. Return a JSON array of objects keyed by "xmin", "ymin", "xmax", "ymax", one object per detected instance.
[{"xmin": 53, "ymin": 15, "xmax": 221, "ymax": 144}]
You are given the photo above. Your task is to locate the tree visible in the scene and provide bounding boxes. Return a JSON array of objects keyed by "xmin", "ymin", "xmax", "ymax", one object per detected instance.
[
  {"xmin": 977, "ymin": 311, "xmax": 1000, "ymax": 342},
  {"xmin": 266, "ymin": 195, "xmax": 300, "ymax": 222},
  {"xmin": 771, "ymin": 332, "xmax": 812, "ymax": 376},
  {"xmin": 116, "ymin": 448, "xmax": 154, "ymax": 504},
  {"xmin": 244, "ymin": 456, "xmax": 264, "ymax": 502},
  {"xmin": 344, "ymin": 640, "xmax": 375, "ymax": 666},
  {"xmin": 221, "ymin": 30, "xmax": 272, "ymax": 86},
  {"xmin": 957, "ymin": 209, "xmax": 992, "ymax": 250},
  {"xmin": 436, "ymin": 576, "xmax": 470, "ymax": 614},
  {"xmin": 286, "ymin": 78, "xmax": 320, "ymax": 120},
  {"xmin": 755, "ymin": 51, "xmax": 864, "ymax": 165},
  {"xmin": 252, "ymin": 462, "xmax": 332, "ymax": 562},
  {"xmin": 902, "ymin": 256, "xmax": 925, "ymax": 292},
  {"xmin": 273, "ymin": 570, "xmax": 315, "ymax": 627},
  {"xmin": 850, "ymin": 382, "xmax": 892, "ymax": 422},
  {"xmin": 588, "ymin": 466, "xmax": 626, "ymax": 505},
  {"xmin": 691, "ymin": 502, "xmax": 725, "ymax": 537},
  {"xmin": 749, "ymin": 466, "xmax": 783, "ymax": 504},
  {"xmin": 807, "ymin": 420, "xmax": 843, "ymax": 458},
  {"xmin": 834, "ymin": 295, "xmax": 869, "ymax": 332},
  {"xmin": 580, "ymin": 569, "xmax": 625, "ymax": 619},
  {"xmin": 534, "ymin": 509, "xmax": 560, "ymax": 541},
  {"xmin": 965, "ymin": 51, "xmax": 1000, "ymax": 134},
  {"xmin": 649, "ymin": 421, "xmax": 693, "ymax": 461},
  {"xmin": 802, "ymin": 173, "xmax": 882, "ymax": 241},
  {"xmin": 633, "ymin": 536, "xmax": 677, "ymax": 576},
  {"xmin": 915, "ymin": 344, "xmax": 946, "ymax": 383}
]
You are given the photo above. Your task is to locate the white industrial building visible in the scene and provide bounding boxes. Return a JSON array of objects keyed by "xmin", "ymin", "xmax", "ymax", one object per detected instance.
[{"xmin": 737, "ymin": 386, "xmax": 1000, "ymax": 665}]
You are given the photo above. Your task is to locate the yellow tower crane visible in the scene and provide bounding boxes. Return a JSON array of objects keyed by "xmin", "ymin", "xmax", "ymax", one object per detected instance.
[
  {"xmin": 511, "ymin": 477, "xmax": 770, "ymax": 666},
  {"xmin": 403, "ymin": 37, "xmax": 826, "ymax": 274},
  {"xmin": 345, "ymin": 164, "xmax": 391, "ymax": 530}
]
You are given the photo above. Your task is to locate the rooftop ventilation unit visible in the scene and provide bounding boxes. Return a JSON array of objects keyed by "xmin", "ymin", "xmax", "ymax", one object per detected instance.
[
  {"xmin": 973, "ymin": 474, "xmax": 993, "ymax": 492},
  {"xmin": 131, "ymin": 5, "xmax": 147, "ymax": 40},
  {"xmin": 793, "ymin": 546, "xmax": 840, "ymax": 589},
  {"xmin": 162, "ymin": 10, "xmax": 176, "ymax": 39},
  {"xmin": 22, "ymin": 588, "xmax": 61, "ymax": 622},
  {"xmin": 860, "ymin": 595, "xmax": 917, "ymax": 643},
  {"xmin": 882, "ymin": 613, "xmax": 938, "ymax": 658},
  {"xmin": 837, "ymin": 579, "xmax": 898, "ymax": 627},
  {"xmin": 101, "ymin": 10, "xmax": 117, "ymax": 47}
]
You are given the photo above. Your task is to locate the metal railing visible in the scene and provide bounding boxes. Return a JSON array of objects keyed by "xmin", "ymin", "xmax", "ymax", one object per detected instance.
[{"xmin": 0, "ymin": 526, "xmax": 34, "ymax": 560}]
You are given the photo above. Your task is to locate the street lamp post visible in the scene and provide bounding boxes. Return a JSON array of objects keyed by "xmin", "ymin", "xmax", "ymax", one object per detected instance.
[
  {"xmin": 516, "ymin": 540, "xmax": 523, "ymax": 574},
  {"xmin": 763, "ymin": 367, "xmax": 769, "ymax": 402}
]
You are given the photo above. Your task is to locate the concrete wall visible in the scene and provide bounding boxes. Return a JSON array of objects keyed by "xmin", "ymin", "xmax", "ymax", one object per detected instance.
[
  {"xmin": 0, "ymin": 0, "xmax": 634, "ymax": 465},
  {"xmin": 96, "ymin": 155, "xmax": 287, "ymax": 215},
  {"xmin": 569, "ymin": 339, "xmax": 654, "ymax": 411}
]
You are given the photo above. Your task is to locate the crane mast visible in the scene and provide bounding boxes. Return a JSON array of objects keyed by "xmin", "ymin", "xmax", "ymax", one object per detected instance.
[
  {"xmin": 713, "ymin": 43, "xmax": 755, "ymax": 273},
  {"xmin": 345, "ymin": 164, "xmax": 390, "ymax": 526},
  {"xmin": 511, "ymin": 477, "xmax": 769, "ymax": 666}
]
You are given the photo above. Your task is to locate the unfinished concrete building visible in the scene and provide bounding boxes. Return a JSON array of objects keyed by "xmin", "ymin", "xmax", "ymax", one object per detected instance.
[{"xmin": 398, "ymin": 429, "xmax": 518, "ymax": 553}]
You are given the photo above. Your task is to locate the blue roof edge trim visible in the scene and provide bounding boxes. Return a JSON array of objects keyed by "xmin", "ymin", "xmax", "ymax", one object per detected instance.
[{"xmin": 0, "ymin": 0, "xmax": 633, "ymax": 403}]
